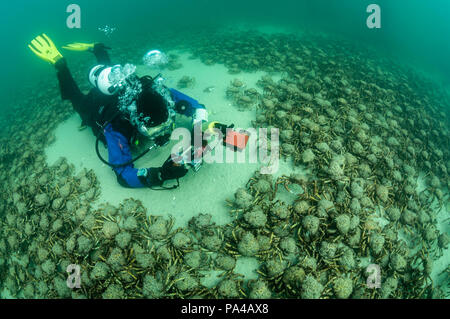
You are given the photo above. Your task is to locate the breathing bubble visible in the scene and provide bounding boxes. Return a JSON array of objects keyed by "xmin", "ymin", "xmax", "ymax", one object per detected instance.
[
  {"xmin": 98, "ymin": 25, "xmax": 116, "ymax": 37},
  {"xmin": 143, "ymin": 50, "xmax": 168, "ymax": 68}
]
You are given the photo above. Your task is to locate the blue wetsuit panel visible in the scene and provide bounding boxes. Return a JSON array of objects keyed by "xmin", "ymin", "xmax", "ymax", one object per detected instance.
[
  {"xmin": 103, "ymin": 123, "xmax": 146, "ymax": 188},
  {"xmin": 170, "ymin": 88, "xmax": 205, "ymax": 117}
]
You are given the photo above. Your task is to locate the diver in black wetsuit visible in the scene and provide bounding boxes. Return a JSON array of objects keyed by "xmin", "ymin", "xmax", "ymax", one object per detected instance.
[{"xmin": 28, "ymin": 34, "xmax": 208, "ymax": 188}]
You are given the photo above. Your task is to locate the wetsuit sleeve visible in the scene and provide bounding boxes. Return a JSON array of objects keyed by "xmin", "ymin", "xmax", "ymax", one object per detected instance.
[
  {"xmin": 54, "ymin": 57, "xmax": 94, "ymax": 127},
  {"xmin": 55, "ymin": 58, "xmax": 84, "ymax": 104},
  {"xmin": 93, "ymin": 43, "xmax": 112, "ymax": 65},
  {"xmin": 103, "ymin": 124, "xmax": 161, "ymax": 188},
  {"xmin": 170, "ymin": 88, "xmax": 206, "ymax": 118}
]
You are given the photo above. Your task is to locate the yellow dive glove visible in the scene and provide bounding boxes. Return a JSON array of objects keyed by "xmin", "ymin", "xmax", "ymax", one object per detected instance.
[
  {"xmin": 28, "ymin": 34, "xmax": 63, "ymax": 65},
  {"xmin": 62, "ymin": 42, "xmax": 95, "ymax": 52}
]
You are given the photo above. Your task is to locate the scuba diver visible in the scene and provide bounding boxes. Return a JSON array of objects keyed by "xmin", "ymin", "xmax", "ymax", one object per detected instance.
[{"xmin": 27, "ymin": 34, "xmax": 210, "ymax": 189}]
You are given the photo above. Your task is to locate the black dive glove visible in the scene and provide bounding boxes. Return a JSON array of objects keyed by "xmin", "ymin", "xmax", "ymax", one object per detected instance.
[
  {"xmin": 137, "ymin": 168, "xmax": 164, "ymax": 187},
  {"xmin": 160, "ymin": 158, "xmax": 188, "ymax": 181},
  {"xmin": 137, "ymin": 161, "xmax": 188, "ymax": 188}
]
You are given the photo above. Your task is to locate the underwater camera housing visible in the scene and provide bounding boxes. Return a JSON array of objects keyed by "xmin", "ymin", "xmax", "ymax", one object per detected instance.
[
  {"xmin": 166, "ymin": 122, "xmax": 251, "ymax": 172},
  {"xmin": 211, "ymin": 122, "xmax": 250, "ymax": 152}
]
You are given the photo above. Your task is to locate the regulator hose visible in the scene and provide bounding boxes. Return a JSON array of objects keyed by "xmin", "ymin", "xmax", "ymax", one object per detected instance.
[{"xmin": 95, "ymin": 134, "xmax": 155, "ymax": 168}]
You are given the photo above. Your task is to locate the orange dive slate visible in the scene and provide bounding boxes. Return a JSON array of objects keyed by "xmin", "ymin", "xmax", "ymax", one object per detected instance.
[{"xmin": 225, "ymin": 129, "xmax": 250, "ymax": 151}]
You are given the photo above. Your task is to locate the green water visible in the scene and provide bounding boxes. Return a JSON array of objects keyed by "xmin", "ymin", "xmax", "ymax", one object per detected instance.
[{"xmin": 1, "ymin": 0, "xmax": 450, "ymax": 108}]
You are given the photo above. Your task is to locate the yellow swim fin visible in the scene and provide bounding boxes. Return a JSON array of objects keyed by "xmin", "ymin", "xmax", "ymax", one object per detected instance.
[
  {"xmin": 28, "ymin": 34, "xmax": 63, "ymax": 65},
  {"xmin": 62, "ymin": 42, "xmax": 95, "ymax": 52}
]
